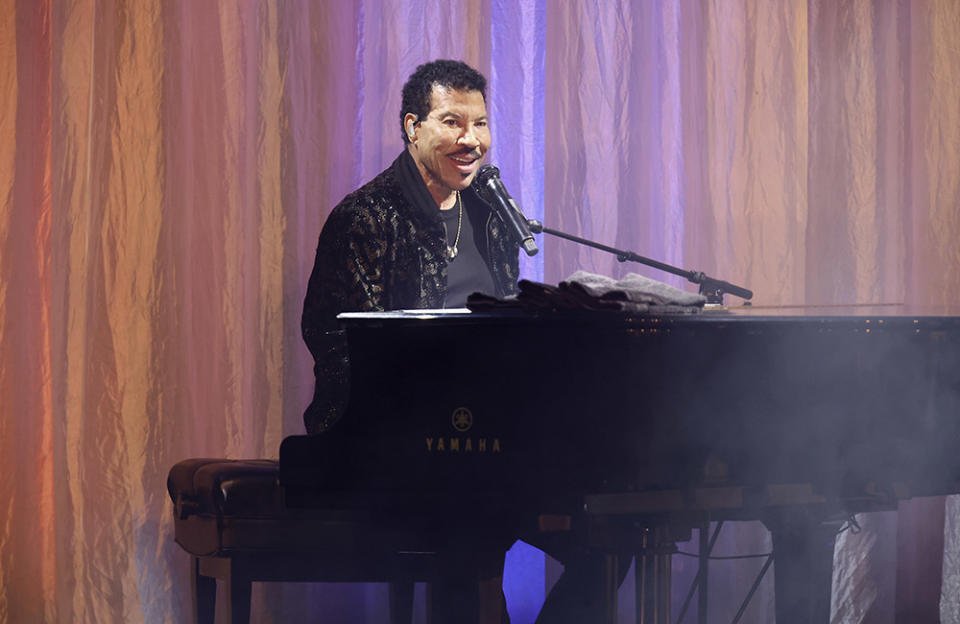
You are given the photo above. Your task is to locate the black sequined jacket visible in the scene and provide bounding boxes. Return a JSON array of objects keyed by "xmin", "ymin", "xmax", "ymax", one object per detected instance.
[{"xmin": 301, "ymin": 151, "xmax": 520, "ymax": 432}]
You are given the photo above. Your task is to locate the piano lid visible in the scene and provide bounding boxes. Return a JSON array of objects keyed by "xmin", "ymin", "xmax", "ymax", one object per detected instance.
[{"xmin": 338, "ymin": 303, "xmax": 960, "ymax": 328}]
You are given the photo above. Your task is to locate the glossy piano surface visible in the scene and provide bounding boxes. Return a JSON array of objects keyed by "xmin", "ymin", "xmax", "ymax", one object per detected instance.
[{"xmin": 281, "ymin": 305, "xmax": 960, "ymax": 517}]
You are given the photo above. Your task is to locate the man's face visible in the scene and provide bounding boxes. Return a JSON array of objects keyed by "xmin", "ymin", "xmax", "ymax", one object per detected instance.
[{"xmin": 407, "ymin": 86, "xmax": 490, "ymax": 202}]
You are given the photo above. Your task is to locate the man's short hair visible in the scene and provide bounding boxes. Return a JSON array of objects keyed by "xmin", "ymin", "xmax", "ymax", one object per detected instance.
[{"xmin": 400, "ymin": 60, "xmax": 487, "ymax": 144}]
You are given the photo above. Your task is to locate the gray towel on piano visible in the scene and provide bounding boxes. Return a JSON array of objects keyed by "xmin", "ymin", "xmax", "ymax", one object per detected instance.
[
  {"xmin": 467, "ymin": 271, "xmax": 705, "ymax": 315},
  {"xmin": 560, "ymin": 270, "xmax": 705, "ymax": 313}
]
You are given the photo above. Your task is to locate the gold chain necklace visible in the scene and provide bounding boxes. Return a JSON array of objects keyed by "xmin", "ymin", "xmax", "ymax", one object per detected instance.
[{"xmin": 445, "ymin": 191, "xmax": 462, "ymax": 260}]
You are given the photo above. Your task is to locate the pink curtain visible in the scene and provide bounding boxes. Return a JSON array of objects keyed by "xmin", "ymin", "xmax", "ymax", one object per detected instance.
[{"xmin": 2, "ymin": 1, "xmax": 959, "ymax": 622}]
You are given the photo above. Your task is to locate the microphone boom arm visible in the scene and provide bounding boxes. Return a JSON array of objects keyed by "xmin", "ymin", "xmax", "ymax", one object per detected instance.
[{"xmin": 526, "ymin": 220, "xmax": 753, "ymax": 304}]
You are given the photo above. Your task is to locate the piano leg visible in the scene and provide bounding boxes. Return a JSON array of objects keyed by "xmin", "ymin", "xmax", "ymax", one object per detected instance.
[
  {"xmin": 635, "ymin": 527, "xmax": 673, "ymax": 624},
  {"xmin": 766, "ymin": 518, "xmax": 841, "ymax": 624},
  {"xmin": 602, "ymin": 554, "xmax": 620, "ymax": 624}
]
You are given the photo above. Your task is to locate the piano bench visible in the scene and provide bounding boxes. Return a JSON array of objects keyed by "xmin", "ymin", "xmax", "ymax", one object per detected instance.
[{"xmin": 166, "ymin": 458, "xmax": 438, "ymax": 624}]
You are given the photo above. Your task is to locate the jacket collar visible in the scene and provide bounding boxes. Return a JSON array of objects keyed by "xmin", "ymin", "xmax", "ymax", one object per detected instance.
[{"xmin": 394, "ymin": 149, "xmax": 442, "ymax": 222}]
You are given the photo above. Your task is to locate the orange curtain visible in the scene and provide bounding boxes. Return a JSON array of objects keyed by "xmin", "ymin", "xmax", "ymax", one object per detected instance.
[{"xmin": 2, "ymin": 1, "xmax": 960, "ymax": 622}]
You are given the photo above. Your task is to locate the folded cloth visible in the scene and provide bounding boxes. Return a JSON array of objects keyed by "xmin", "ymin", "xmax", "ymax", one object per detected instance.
[
  {"xmin": 521, "ymin": 279, "xmax": 622, "ymax": 312},
  {"xmin": 467, "ymin": 281, "xmax": 616, "ymax": 313},
  {"xmin": 467, "ymin": 271, "xmax": 705, "ymax": 315},
  {"xmin": 561, "ymin": 270, "xmax": 706, "ymax": 308},
  {"xmin": 463, "ymin": 291, "xmax": 523, "ymax": 312}
]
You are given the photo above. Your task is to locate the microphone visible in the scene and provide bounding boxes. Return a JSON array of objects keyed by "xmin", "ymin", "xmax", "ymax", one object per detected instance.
[{"xmin": 474, "ymin": 164, "xmax": 539, "ymax": 256}]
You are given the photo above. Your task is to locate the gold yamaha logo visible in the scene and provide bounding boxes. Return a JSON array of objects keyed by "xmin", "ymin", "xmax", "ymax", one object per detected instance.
[
  {"xmin": 452, "ymin": 407, "xmax": 473, "ymax": 432},
  {"xmin": 424, "ymin": 406, "xmax": 501, "ymax": 453}
]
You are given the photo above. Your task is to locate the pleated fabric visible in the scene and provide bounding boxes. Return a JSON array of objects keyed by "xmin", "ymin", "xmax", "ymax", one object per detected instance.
[{"xmin": 1, "ymin": 1, "xmax": 959, "ymax": 622}]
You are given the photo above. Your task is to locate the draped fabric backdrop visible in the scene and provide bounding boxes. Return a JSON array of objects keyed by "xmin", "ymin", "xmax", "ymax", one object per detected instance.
[{"xmin": 2, "ymin": 0, "xmax": 959, "ymax": 622}]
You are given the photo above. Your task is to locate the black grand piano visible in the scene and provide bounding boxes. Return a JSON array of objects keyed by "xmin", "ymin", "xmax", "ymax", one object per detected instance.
[{"xmin": 280, "ymin": 305, "xmax": 960, "ymax": 623}]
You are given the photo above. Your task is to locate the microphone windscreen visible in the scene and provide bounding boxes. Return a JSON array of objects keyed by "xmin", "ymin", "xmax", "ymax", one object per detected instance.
[{"xmin": 473, "ymin": 164, "xmax": 501, "ymax": 203}]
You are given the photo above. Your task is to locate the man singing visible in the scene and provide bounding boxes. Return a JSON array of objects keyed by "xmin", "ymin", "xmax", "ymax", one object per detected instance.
[
  {"xmin": 301, "ymin": 59, "xmax": 623, "ymax": 624},
  {"xmin": 300, "ymin": 59, "xmax": 519, "ymax": 623},
  {"xmin": 302, "ymin": 59, "xmax": 519, "ymax": 435}
]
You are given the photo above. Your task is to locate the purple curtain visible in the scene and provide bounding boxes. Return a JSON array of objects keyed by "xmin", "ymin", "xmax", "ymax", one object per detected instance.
[{"xmin": 2, "ymin": 1, "xmax": 959, "ymax": 622}]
